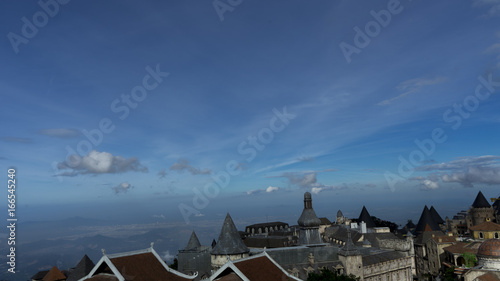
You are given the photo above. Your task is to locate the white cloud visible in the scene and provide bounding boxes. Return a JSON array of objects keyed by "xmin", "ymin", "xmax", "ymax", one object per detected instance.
[
  {"xmin": 57, "ymin": 150, "xmax": 148, "ymax": 176},
  {"xmin": 266, "ymin": 186, "xmax": 279, "ymax": 192},
  {"xmin": 162, "ymin": 251, "xmax": 175, "ymax": 263},
  {"xmin": 113, "ymin": 182, "xmax": 133, "ymax": 194},
  {"xmin": 414, "ymin": 156, "xmax": 500, "ymax": 188}
]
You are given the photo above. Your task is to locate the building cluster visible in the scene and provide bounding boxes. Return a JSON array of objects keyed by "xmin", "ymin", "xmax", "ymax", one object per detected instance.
[{"xmin": 31, "ymin": 191, "xmax": 500, "ymax": 281}]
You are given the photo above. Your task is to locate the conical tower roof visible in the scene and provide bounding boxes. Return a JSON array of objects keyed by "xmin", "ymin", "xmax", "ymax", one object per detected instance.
[
  {"xmin": 358, "ymin": 206, "xmax": 376, "ymax": 228},
  {"xmin": 67, "ymin": 255, "xmax": 94, "ymax": 281},
  {"xmin": 429, "ymin": 206, "xmax": 445, "ymax": 225},
  {"xmin": 42, "ymin": 266, "xmax": 66, "ymax": 281},
  {"xmin": 414, "ymin": 205, "xmax": 441, "ymax": 234},
  {"xmin": 211, "ymin": 213, "xmax": 249, "ymax": 255},
  {"xmin": 184, "ymin": 231, "xmax": 201, "ymax": 251},
  {"xmin": 472, "ymin": 191, "xmax": 491, "ymax": 208},
  {"xmin": 297, "ymin": 192, "xmax": 321, "ymax": 227},
  {"xmin": 339, "ymin": 229, "xmax": 360, "ymax": 256}
]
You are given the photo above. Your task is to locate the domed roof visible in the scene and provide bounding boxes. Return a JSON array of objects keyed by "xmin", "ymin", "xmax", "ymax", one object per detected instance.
[{"xmin": 478, "ymin": 239, "xmax": 500, "ymax": 257}]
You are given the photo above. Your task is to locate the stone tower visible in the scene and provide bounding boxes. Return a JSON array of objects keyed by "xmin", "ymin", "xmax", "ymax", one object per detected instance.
[
  {"xmin": 297, "ymin": 192, "xmax": 322, "ymax": 245},
  {"xmin": 338, "ymin": 229, "xmax": 363, "ymax": 280},
  {"xmin": 467, "ymin": 191, "xmax": 495, "ymax": 229},
  {"xmin": 211, "ymin": 213, "xmax": 249, "ymax": 269}
]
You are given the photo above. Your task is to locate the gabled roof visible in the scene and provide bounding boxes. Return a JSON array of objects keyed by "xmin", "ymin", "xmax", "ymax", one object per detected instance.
[
  {"xmin": 443, "ymin": 241, "xmax": 481, "ymax": 255},
  {"xmin": 429, "ymin": 206, "xmax": 445, "ymax": 225},
  {"xmin": 184, "ymin": 231, "xmax": 201, "ymax": 251},
  {"xmin": 209, "ymin": 252, "xmax": 302, "ymax": 281},
  {"xmin": 470, "ymin": 221, "xmax": 500, "ymax": 232},
  {"xmin": 67, "ymin": 255, "xmax": 95, "ymax": 281},
  {"xmin": 42, "ymin": 266, "xmax": 66, "ymax": 281},
  {"xmin": 319, "ymin": 217, "xmax": 332, "ymax": 225},
  {"xmin": 358, "ymin": 206, "xmax": 376, "ymax": 228},
  {"xmin": 414, "ymin": 206, "xmax": 441, "ymax": 234},
  {"xmin": 211, "ymin": 213, "xmax": 249, "ymax": 255},
  {"xmin": 472, "ymin": 191, "xmax": 491, "ymax": 208},
  {"xmin": 82, "ymin": 246, "xmax": 197, "ymax": 281}
]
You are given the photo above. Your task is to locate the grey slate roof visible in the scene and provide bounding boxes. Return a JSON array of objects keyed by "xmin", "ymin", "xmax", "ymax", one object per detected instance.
[
  {"xmin": 31, "ymin": 270, "xmax": 49, "ymax": 281},
  {"xmin": 337, "ymin": 210, "xmax": 343, "ymax": 217},
  {"xmin": 430, "ymin": 206, "xmax": 445, "ymax": 225},
  {"xmin": 184, "ymin": 231, "xmax": 201, "ymax": 251},
  {"xmin": 338, "ymin": 229, "xmax": 360, "ymax": 256},
  {"xmin": 66, "ymin": 254, "xmax": 94, "ymax": 281},
  {"xmin": 414, "ymin": 205, "xmax": 441, "ymax": 235},
  {"xmin": 211, "ymin": 213, "xmax": 249, "ymax": 255},
  {"xmin": 362, "ymin": 251, "xmax": 406, "ymax": 266},
  {"xmin": 358, "ymin": 206, "xmax": 376, "ymax": 228},
  {"xmin": 297, "ymin": 192, "xmax": 321, "ymax": 227},
  {"xmin": 472, "ymin": 191, "xmax": 491, "ymax": 208}
]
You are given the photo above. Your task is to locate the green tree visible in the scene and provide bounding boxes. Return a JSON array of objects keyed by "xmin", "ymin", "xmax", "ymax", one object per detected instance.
[
  {"xmin": 307, "ymin": 268, "xmax": 359, "ymax": 281},
  {"xmin": 461, "ymin": 253, "xmax": 477, "ymax": 268},
  {"xmin": 169, "ymin": 258, "xmax": 178, "ymax": 270},
  {"xmin": 443, "ymin": 266, "xmax": 456, "ymax": 281}
]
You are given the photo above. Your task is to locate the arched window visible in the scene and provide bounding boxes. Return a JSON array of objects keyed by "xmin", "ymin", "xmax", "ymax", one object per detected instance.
[
  {"xmin": 479, "ymin": 232, "xmax": 484, "ymax": 239},
  {"xmin": 495, "ymin": 232, "xmax": 499, "ymax": 239}
]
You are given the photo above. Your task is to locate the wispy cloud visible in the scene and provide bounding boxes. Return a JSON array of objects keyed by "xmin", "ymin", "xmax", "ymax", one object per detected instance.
[
  {"xmin": 473, "ymin": 0, "xmax": 500, "ymax": 18},
  {"xmin": 378, "ymin": 77, "xmax": 447, "ymax": 106},
  {"xmin": 157, "ymin": 168, "xmax": 167, "ymax": 179},
  {"xmin": 112, "ymin": 182, "xmax": 133, "ymax": 194},
  {"xmin": 57, "ymin": 150, "xmax": 148, "ymax": 176},
  {"xmin": 296, "ymin": 156, "xmax": 315, "ymax": 162},
  {"xmin": 414, "ymin": 155, "xmax": 500, "ymax": 188},
  {"xmin": 169, "ymin": 158, "xmax": 211, "ymax": 175},
  {"xmin": 484, "ymin": 32, "xmax": 500, "ymax": 68},
  {"xmin": 1, "ymin": 137, "xmax": 32, "ymax": 143},
  {"xmin": 38, "ymin": 128, "xmax": 80, "ymax": 138},
  {"xmin": 246, "ymin": 186, "xmax": 280, "ymax": 195}
]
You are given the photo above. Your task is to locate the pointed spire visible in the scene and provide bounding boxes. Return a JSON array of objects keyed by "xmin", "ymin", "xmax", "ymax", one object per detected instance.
[
  {"xmin": 211, "ymin": 213, "xmax": 249, "ymax": 255},
  {"xmin": 67, "ymin": 255, "xmax": 95, "ymax": 281},
  {"xmin": 472, "ymin": 191, "xmax": 491, "ymax": 208},
  {"xmin": 211, "ymin": 239, "xmax": 217, "ymax": 248},
  {"xmin": 185, "ymin": 231, "xmax": 201, "ymax": 251},
  {"xmin": 414, "ymin": 206, "xmax": 441, "ymax": 234},
  {"xmin": 297, "ymin": 192, "xmax": 321, "ymax": 227},
  {"xmin": 339, "ymin": 229, "xmax": 360, "ymax": 256},
  {"xmin": 358, "ymin": 206, "xmax": 376, "ymax": 228},
  {"xmin": 42, "ymin": 266, "xmax": 66, "ymax": 281},
  {"xmin": 430, "ymin": 206, "xmax": 445, "ymax": 225}
]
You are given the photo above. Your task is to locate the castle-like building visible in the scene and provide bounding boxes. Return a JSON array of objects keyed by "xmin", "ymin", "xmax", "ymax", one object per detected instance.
[{"xmin": 176, "ymin": 192, "xmax": 415, "ymax": 281}]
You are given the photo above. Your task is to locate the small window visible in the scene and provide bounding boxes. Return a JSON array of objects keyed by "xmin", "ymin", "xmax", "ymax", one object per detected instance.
[
  {"xmin": 479, "ymin": 232, "xmax": 484, "ymax": 239},
  {"xmin": 495, "ymin": 232, "xmax": 499, "ymax": 239}
]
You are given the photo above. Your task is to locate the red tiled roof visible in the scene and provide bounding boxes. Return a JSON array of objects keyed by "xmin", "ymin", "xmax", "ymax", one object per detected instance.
[
  {"xmin": 42, "ymin": 266, "xmax": 66, "ymax": 281},
  {"xmin": 443, "ymin": 242, "xmax": 481, "ymax": 255},
  {"xmin": 432, "ymin": 235, "xmax": 457, "ymax": 243},
  {"xmin": 470, "ymin": 221, "xmax": 500, "ymax": 232},
  {"xmin": 214, "ymin": 272, "xmax": 244, "ymax": 281},
  {"xmin": 85, "ymin": 275, "xmax": 119, "ymax": 281},
  {"xmin": 109, "ymin": 252, "xmax": 191, "ymax": 281},
  {"xmin": 477, "ymin": 272, "xmax": 500, "ymax": 281},
  {"xmin": 233, "ymin": 255, "xmax": 291, "ymax": 281}
]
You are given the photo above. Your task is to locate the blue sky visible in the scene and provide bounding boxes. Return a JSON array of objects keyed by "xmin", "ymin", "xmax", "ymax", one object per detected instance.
[{"xmin": 2, "ymin": 0, "xmax": 500, "ymax": 224}]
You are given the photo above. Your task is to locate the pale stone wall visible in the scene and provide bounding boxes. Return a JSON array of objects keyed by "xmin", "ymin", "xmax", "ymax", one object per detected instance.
[{"xmin": 363, "ymin": 256, "xmax": 413, "ymax": 281}]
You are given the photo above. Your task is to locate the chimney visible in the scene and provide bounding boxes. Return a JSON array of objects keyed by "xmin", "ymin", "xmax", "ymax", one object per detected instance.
[{"xmin": 361, "ymin": 221, "xmax": 367, "ymax": 234}]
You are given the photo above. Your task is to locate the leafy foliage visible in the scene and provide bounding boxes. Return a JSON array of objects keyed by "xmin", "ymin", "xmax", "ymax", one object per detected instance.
[
  {"xmin": 461, "ymin": 252, "xmax": 477, "ymax": 268},
  {"xmin": 443, "ymin": 266, "xmax": 456, "ymax": 281},
  {"xmin": 307, "ymin": 268, "xmax": 359, "ymax": 281}
]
